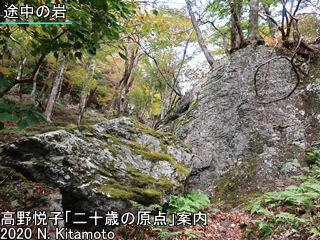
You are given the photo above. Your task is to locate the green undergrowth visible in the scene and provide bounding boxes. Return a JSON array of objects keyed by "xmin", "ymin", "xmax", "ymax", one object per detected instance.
[
  {"xmin": 129, "ymin": 189, "xmax": 211, "ymax": 216},
  {"xmin": 167, "ymin": 189, "xmax": 210, "ymax": 214},
  {"xmin": 0, "ymin": 97, "xmax": 106, "ymax": 144},
  {"xmin": 0, "ymin": 167, "xmax": 54, "ymax": 209},
  {"xmin": 120, "ymin": 190, "xmax": 210, "ymax": 240},
  {"xmin": 246, "ymin": 150, "xmax": 320, "ymax": 239}
]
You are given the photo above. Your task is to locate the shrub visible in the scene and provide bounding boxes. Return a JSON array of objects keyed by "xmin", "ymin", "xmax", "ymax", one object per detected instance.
[{"xmin": 167, "ymin": 190, "xmax": 210, "ymax": 214}]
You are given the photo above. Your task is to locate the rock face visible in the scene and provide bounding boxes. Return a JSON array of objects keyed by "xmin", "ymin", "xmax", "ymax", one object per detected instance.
[
  {"xmin": 166, "ymin": 46, "xmax": 320, "ymax": 205},
  {"xmin": 0, "ymin": 118, "xmax": 193, "ymax": 224}
]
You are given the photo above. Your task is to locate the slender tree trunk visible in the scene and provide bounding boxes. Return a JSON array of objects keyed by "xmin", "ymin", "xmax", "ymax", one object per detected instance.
[
  {"xmin": 17, "ymin": 58, "xmax": 26, "ymax": 81},
  {"xmin": 18, "ymin": 58, "xmax": 26, "ymax": 98},
  {"xmin": 263, "ymin": 3, "xmax": 276, "ymax": 37},
  {"xmin": 56, "ymin": 72, "xmax": 65, "ymax": 100},
  {"xmin": 285, "ymin": 0, "xmax": 302, "ymax": 39},
  {"xmin": 149, "ymin": 84, "xmax": 155, "ymax": 118},
  {"xmin": 77, "ymin": 91, "xmax": 90, "ymax": 126},
  {"xmin": 112, "ymin": 46, "xmax": 142, "ymax": 115},
  {"xmin": 10, "ymin": 57, "xmax": 26, "ymax": 97},
  {"xmin": 248, "ymin": 0, "xmax": 264, "ymax": 43},
  {"xmin": 119, "ymin": 52, "xmax": 142, "ymax": 114},
  {"xmin": 44, "ymin": 56, "xmax": 66, "ymax": 122},
  {"xmin": 160, "ymin": 83, "xmax": 171, "ymax": 120},
  {"xmin": 185, "ymin": 0, "xmax": 214, "ymax": 66},
  {"xmin": 31, "ymin": 63, "xmax": 42, "ymax": 96},
  {"xmin": 77, "ymin": 61, "xmax": 95, "ymax": 126},
  {"xmin": 109, "ymin": 46, "xmax": 130, "ymax": 115}
]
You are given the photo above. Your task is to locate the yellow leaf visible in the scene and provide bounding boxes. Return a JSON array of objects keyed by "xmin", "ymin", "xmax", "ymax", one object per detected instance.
[{"xmin": 0, "ymin": 67, "xmax": 10, "ymax": 75}]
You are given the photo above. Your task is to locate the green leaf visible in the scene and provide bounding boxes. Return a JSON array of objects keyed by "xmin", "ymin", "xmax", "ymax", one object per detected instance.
[
  {"xmin": 17, "ymin": 104, "xmax": 34, "ymax": 111},
  {"xmin": 153, "ymin": 9, "xmax": 158, "ymax": 16},
  {"xmin": 18, "ymin": 119, "xmax": 28, "ymax": 130},
  {"xmin": 0, "ymin": 103, "xmax": 14, "ymax": 111},
  {"xmin": 88, "ymin": 47, "xmax": 96, "ymax": 56},
  {"xmin": 118, "ymin": 52, "xmax": 128, "ymax": 61},
  {"xmin": 0, "ymin": 112, "xmax": 13, "ymax": 120},
  {"xmin": 75, "ymin": 52, "xmax": 82, "ymax": 60},
  {"xmin": 26, "ymin": 115, "xmax": 38, "ymax": 126},
  {"xmin": 0, "ymin": 121, "xmax": 4, "ymax": 130},
  {"xmin": 74, "ymin": 41, "xmax": 82, "ymax": 50}
]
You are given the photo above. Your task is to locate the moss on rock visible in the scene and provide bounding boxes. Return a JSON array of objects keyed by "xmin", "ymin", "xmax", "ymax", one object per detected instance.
[
  {"xmin": 101, "ymin": 129, "xmax": 189, "ymax": 176},
  {"xmin": 97, "ymin": 164, "xmax": 176, "ymax": 204},
  {"xmin": 131, "ymin": 119, "xmax": 191, "ymax": 151},
  {"xmin": 127, "ymin": 143, "xmax": 188, "ymax": 176},
  {"xmin": 98, "ymin": 142, "xmax": 119, "ymax": 157},
  {"xmin": 99, "ymin": 184, "xmax": 135, "ymax": 200},
  {"xmin": 211, "ymin": 157, "xmax": 263, "ymax": 209}
]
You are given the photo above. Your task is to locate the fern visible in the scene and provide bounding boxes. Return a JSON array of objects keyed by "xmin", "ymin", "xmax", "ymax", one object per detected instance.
[
  {"xmin": 151, "ymin": 227, "xmax": 181, "ymax": 240},
  {"xmin": 247, "ymin": 150, "xmax": 320, "ymax": 239},
  {"xmin": 307, "ymin": 150, "xmax": 320, "ymax": 165},
  {"xmin": 281, "ymin": 159, "xmax": 301, "ymax": 175},
  {"xmin": 274, "ymin": 212, "xmax": 308, "ymax": 226},
  {"xmin": 168, "ymin": 190, "xmax": 210, "ymax": 214}
]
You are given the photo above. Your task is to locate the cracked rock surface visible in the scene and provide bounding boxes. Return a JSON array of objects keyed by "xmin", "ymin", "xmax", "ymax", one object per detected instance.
[{"xmin": 166, "ymin": 46, "xmax": 320, "ymax": 204}]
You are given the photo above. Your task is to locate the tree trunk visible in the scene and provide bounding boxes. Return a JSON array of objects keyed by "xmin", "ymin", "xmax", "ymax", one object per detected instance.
[
  {"xmin": 263, "ymin": 3, "xmax": 276, "ymax": 37},
  {"xmin": 109, "ymin": 46, "xmax": 131, "ymax": 115},
  {"xmin": 112, "ymin": 45, "xmax": 142, "ymax": 115},
  {"xmin": 247, "ymin": 0, "xmax": 264, "ymax": 43},
  {"xmin": 77, "ymin": 91, "xmax": 90, "ymax": 126},
  {"xmin": 149, "ymin": 84, "xmax": 155, "ymax": 118},
  {"xmin": 10, "ymin": 57, "xmax": 26, "ymax": 97},
  {"xmin": 56, "ymin": 73, "xmax": 64, "ymax": 100},
  {"xmin": 119, "ymin": 52, "xmax": 142, "ymax": 114},
  {"xmin": 185, "ymin": 0, "xmax": 214, "ymax": 66},
  {"xmin": 77, "ymin": 60, "xmax": 95, "ymax": 126},
  {"xmin": 31, "ymin": 62, "xmax": 42, "ymax": 96},
  {"xmin": 17, "ymin": 58, "xmax": 27, "ymax": 81},
  {"xmin": 229, "ymin": 0, "xmax": 245, "ymax": 50},
  {"xmin": 160, "ymin": 83, "xmax": 171, "ymax": 120},
  {"xmin": 44, "ymin": 55, "xmax": 66, "ymax": 122}
]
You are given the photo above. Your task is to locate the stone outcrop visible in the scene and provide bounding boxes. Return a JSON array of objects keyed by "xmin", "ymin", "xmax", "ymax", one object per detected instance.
[
  {"xmin": 165, "ymin": 46, "xmax": 320, "ymax": 206},
  {"xmin": 0, "ymin": 118, "xmax": 193, "ymax": 223},
  {"xmin": 1, "ymin": 45, "xmax": 320, "ymax": 216}
]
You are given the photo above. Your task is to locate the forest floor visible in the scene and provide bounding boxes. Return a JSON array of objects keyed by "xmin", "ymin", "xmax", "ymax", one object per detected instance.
[
  {"xmin": 115, "ymin": 205, "xmax": 251, "ymax": 240},
  {"xmin": 0, "ymin": 99, "xmax": 107, "ymax": 144}
]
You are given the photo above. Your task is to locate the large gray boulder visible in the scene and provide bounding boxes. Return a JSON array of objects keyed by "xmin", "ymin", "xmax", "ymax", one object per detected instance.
[
  {"xmin": 165, "ymin": 46, "xmax": 320, "ymax": 206},
  {"xmin": 0, "ymin": 118, "xmax": 193, "ymax": 218}
]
